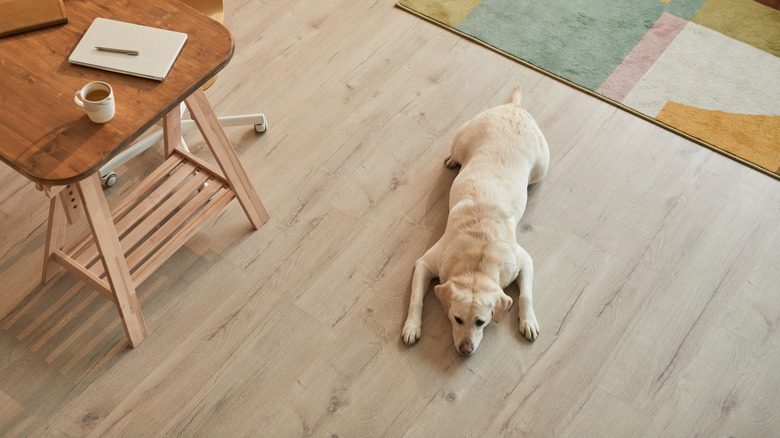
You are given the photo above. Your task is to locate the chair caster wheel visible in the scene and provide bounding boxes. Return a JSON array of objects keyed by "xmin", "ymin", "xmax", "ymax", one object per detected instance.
[
  {"xmin": 254, "ymin": 115, "xmax": 267, "ymax": 133},
  {"xmin": 101, "ymin": 172, "xmax": 117, "ymax": 188}
]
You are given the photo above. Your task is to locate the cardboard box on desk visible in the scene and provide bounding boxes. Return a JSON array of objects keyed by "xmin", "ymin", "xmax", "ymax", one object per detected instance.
[{"xmin": 0, "ymin": 0, "xmax": 67, "ymax": 38}]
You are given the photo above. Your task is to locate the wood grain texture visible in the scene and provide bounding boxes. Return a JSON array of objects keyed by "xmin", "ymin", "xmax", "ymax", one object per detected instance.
[
  {"xmin": 76, "ymin": 173, "xmax": 147, "ymax": 348},
  {"xmin": 41, "ymin": 195, "xmax": 66, "ymax": 283},
  {"xmin": 0, "ymin": 0, "xmax": 68, "ymax": 38},
  {"xmin": 185, "ymin": 88, "xmax": 269, "ymax": 228},
  {"xmin": 0, "ymin": 0, "xmax": 778, "ymax": 436},
  {"xmin": 0, "ymin": 0, "xmax": 233, "ymax": 185}
]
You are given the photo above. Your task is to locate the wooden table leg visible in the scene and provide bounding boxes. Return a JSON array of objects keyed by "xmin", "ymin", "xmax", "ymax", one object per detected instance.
[
  {"xmin": 38, "ymin": 92, "xmax": 264, "ymax": 348},
  {"xmin": 185, "ymin": 88, "xmax": 270, "ymax": 229},
  {"xmin": 163, "ymin": 106, "xmax": 183, "ymax": 158},
  {"xmin": 76, "ymin": 173, "xmax": 148, "ymax": 347},
  {"xmin": 42, "ymin": 194, "xmax": 66, "ymax": 283},
  {"xmin": 42, "ymin": 184, "xmax": 83, "ymax": 282}
]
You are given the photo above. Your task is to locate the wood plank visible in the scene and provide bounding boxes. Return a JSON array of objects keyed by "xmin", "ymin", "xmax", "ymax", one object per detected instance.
[
  {"xmin": 60, "ymin": 155, "xmax": 186, "ymax": 260},
  {"xmin": 76, "ymin": 173, "xmax": 147, "ymax": 347},
  {"xmin": 129, "ymin": 181, "xmax": 230, "ymax": 285},
  {"xmin": 41, "ymin": 195, "xmax": 66, "ymax": 283},
  {"xmin": 77, "ymin": 161, "xmax": 197, "ymax": 277},
  {"xmin": 0, "ymin": 0, "xmax": 778, "ymax": 436},
  {"xmin": 173, "ymin": 148, "xmax": 227, "ymax": 183},
  {"xmin": 51, "ymin": 250, "xmax": 113, "ymax": 301},
  {"xmin": 163, "ymin": 107, "xmax": 183, "ymax": 158},
  {"xmin": 58, "ymin": 185, "xmax": 82, "ymax": 225},
  {"xmin": 185, "ymin": 88, "xmax": 269, "ymax": 229},
  {"xmin": 119, "ymin": 171, "xmax": 211, "ymax": 259},
  {"xmin": 109, "ymin": 154, "xmax": 186, "ymax": 218}
]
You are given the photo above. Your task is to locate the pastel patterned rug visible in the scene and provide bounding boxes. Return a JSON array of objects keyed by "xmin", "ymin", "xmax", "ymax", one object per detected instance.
[{"xmin": 397, "ymin": 0, "xmax": 780, "ymax": 179}]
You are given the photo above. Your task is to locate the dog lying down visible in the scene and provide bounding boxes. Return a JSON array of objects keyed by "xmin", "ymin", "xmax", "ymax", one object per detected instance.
[{"xmin": 402, "ymin": 85, "xmax": 549, "ymax": 356}]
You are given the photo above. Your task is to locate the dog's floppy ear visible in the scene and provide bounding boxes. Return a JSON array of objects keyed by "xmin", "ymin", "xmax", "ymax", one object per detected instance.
[
  {"xmin": 434, "ymin": 282, "xmax": 452, "ymax": 315},
  {"xmin": 492, "ymin": 292, "xmax": 513, "ymax": 323}
]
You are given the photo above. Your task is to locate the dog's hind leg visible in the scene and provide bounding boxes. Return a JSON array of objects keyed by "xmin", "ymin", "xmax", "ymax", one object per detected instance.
[
  {"xmin": 402, "ymin": 245, "xmax": 441, "ymax": 345},
  {"xmin": 515, "ymin": 245, "xmax": 539, "ymax": 341},
  {"xmin": 444, "ymin": 155, "xmax": 460, "ymax": 169},
  {"xmin": 445, "ymin": 116, "xmax": 481, "ymax": 169}
]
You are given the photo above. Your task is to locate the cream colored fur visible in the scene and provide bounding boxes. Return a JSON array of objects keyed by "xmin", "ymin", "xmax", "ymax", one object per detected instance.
[{"xmin": 402, "ymin": 86, "xmax": 549, "ymax": 355}]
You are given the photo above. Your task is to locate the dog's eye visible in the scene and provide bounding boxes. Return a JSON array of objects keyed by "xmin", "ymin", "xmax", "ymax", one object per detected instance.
[
  {"xmin": 475, "ymin": 320, "xmax": 485, "ymax": 327},
  {"xmin": 454, "ymin": 317, "xmax": 464, "ymax": 325}
]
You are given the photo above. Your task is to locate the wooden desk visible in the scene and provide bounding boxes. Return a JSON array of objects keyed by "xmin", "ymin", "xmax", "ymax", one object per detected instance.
[{"xmin": 0, "ymin": 0, "xmax": 269, "ymax": 347}]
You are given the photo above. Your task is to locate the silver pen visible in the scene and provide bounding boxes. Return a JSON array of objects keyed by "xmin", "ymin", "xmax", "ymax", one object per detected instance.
[{"xmin": 95, "ymin": 46, "xmax": 139, "ymax": 56}]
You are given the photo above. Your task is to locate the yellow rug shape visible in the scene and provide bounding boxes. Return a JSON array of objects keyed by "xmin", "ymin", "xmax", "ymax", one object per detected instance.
[
  {"xmin": 692, "ymin": 0, "xmax": 780, "ymax": 56},
  {"xmin": 657, "ymin": 102, "xmax": 780, "ymax": 174},
  {"xmin": 398, "ymin": 0, "xmax": 482, "ymax": 26}
]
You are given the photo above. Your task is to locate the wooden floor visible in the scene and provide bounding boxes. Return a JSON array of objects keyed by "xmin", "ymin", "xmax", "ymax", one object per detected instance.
[{"xmin": 1, "ymin": 0, "xmax": 779, "ymax": 436}]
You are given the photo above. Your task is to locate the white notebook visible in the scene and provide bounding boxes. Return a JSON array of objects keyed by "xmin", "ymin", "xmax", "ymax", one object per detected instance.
[{"xmin": 69, "ymin": 18, "xmax": 188, "ymax": 81}]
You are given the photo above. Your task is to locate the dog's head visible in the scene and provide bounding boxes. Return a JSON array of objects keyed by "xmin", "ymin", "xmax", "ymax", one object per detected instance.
[{"xmin": 434, "ymin": 277, "xmax": 513, "ymax": 355}]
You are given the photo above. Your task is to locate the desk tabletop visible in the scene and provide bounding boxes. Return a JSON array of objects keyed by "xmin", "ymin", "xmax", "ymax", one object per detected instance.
[{"xmin": 0, "ymin": 0, "xmax": 234, "ymax": 186}]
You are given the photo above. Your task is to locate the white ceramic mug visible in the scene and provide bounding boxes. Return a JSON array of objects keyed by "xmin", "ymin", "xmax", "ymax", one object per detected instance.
[{"xmin": 73, "ymin": 81, "xmax": 115, "ymax": 123}]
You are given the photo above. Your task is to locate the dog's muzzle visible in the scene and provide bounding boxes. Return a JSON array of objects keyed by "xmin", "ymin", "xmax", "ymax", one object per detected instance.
[{"xmin": 458, "ymin": 340, "xmax": 474, "ymax": 355}]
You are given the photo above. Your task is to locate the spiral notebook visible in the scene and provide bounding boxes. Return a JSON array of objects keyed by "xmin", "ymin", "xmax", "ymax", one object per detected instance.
[{"xmin": 69, "ymin": 18, "xmax": 187, "ymax": 81}]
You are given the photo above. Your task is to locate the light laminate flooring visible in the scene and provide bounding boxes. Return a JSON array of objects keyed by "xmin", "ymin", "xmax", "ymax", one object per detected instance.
[{"xmin": 0, "ymin": 1, "xmax": 778, "ymax": 436}]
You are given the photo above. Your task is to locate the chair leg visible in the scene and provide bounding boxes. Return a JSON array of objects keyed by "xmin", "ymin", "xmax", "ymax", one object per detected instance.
[
  {"xmin": 185, "ymin": 88, "xmax": 270, "ymax": 229},
  {"xmin": 99, "ymin": 99, "xmax": 265, "ymax": 188},
  {"xmin": 99, "ymin": 129, "xmax": 165, "ymax": 186},
  {"xmin": 76, "ymin": 173, "xmax": 148, "ymax": 347}
]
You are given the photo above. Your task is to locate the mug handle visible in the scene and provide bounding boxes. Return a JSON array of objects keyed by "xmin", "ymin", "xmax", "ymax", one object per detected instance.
[{"xmin": 73, "ymin": 91, "xmax": 84, "ymax": 108}]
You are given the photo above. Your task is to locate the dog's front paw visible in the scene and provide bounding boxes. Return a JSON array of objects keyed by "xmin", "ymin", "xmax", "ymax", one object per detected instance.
[
  {"xmin": 402, "ymin": 319, "xmax": 422, "ymax": 345},
  {"xmin": 519, "ymin": 312, "xmax": 539, "ymax": 341},
  {"xmin": 444, "ymin": 156, "xmax": 460, "ymax": 169}
]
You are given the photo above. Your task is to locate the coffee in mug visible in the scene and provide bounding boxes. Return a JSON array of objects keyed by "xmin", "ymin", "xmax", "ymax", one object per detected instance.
[
  {"xmin": 85, "ymin": 89, "xmax": 111, "ymax": 101},
  {"xmin": 74, "ymin": 81, "xmax": 115, "ymax": 123}
]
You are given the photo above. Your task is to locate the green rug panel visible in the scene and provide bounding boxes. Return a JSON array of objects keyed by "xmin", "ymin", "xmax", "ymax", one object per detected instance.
[
  {"xmin": 455, "ymin": 0, "xmax": 708, "ymax": 91},
  {"xmin": 397, "ymin": 0, "xmax": 780, "ymax": 178}
]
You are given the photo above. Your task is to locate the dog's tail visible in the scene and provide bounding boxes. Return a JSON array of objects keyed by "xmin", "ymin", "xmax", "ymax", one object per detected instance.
[{"xmin": 509, "ymin": 85, "xmax": 523, "ymax": 105}]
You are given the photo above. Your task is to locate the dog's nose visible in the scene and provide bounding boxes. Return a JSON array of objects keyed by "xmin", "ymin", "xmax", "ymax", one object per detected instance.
[{"xmin": 458, "ymin": 341, "xmax": 474, "ymax": 355}]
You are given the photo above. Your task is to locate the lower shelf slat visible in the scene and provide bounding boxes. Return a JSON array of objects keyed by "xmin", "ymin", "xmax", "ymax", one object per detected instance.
[
  {"xmin": 61, "ymin": 152, "xmax": 236, "ymax": 289},
  {"xmin": 130, "ymin": 181, "xmax": 233, "ymax": 286}
]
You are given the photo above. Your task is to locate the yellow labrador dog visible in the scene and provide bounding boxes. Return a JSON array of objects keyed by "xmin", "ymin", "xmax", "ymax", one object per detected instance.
[{"xmin": 402, "ymin": 86, "xmax": 549, "ymax": 355}]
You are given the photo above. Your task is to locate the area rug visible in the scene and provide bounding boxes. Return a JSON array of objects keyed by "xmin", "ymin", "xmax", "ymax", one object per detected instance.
[{"xmin": 397, "ymin": 0, "xmax": 780, "ymax": 179}]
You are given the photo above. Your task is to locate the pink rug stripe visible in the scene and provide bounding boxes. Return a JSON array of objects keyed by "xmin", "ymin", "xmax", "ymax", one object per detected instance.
[{"xmin": 598, "ymin": 12, "xmax": 687, "ymax": 102}]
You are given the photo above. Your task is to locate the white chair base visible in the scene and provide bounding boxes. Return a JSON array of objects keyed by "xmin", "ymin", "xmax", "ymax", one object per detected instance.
[{"xmin": 100, "ymin": 107, "xmax": 266, "ymax": 187}]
